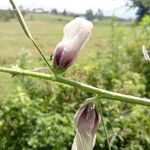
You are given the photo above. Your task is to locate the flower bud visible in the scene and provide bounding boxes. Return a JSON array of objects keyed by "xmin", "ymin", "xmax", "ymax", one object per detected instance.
[
  {"xmin": 53, "ymin": 17, "xmax": 93, "ymax": 73},
  {"xmin": 72, "ymin": 101, "xmax": 100, "ymax": 150}
]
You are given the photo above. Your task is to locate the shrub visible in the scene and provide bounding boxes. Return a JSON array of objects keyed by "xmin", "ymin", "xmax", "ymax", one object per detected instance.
[{"xmin": 0, "ymin": 87, "xmax": 74, "ymax": 150}]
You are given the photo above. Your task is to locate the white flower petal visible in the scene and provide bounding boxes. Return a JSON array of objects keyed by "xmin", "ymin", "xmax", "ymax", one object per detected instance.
[
  {"xmin": 63, "ymin": 17, "xmax": 93, "ymax": 41},
  {"xmin": 52, "ymin": 17, "xmax": 93, "ymax": 73},
  {"xmin": 71, "ymin": 27, "xmax": 92, "ymax": 52},
  {"xmin": 72, "ymin": 132, "xmax": 96, "ymax": 150}
]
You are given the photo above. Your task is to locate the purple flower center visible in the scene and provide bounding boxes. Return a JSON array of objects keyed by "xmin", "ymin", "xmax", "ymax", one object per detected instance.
[
  {"xmin": 77, "ymin": 104, "xmax": 99, "ymax": 136},
  {"xmin": 54, "ymin": 47, "xmax": 64, "ymax": 66}
]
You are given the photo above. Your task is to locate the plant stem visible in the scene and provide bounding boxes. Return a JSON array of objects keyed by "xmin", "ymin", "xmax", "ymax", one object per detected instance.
[
  {"xmin": 0, "ymin": 66, "xmax": 150, "ymax": 106},
  {"xmin": 31, "ymin": 39, "xmax": 56, "ymax": 75},
  {"xmin": 9, "ymin": 0, "xmax": 55, "ymax": 75},
  {"xmin": 99, "ymin": 101, "xmax": 111, "ymax": 150}
]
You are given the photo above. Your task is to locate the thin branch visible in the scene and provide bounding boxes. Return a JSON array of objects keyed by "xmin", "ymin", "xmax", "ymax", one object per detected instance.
[
  {"xmin": 0, "ymin": 66, "xmax": 150, "ymax": 106},
  {"xmin": 99, "ymin": 101, "xmax": 111, "ymax": 150},
  {"xmin": 9, "ymin": 0, "xmax": 55, "ymax": 75}
]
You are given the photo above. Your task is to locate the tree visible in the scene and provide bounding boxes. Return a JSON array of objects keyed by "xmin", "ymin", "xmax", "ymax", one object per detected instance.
[
  {"xmin": 85, "ymin": 9, "xmax": 94, "ymax": 21},
  {"xmin": 0, "ymin": 10, "xmax": 15, "ymax": 22},
  {"xmin": 128, "ymin": 0, "xmax": 150, "ymax": 21},
  {"xmin": 62, "ymin": 9, "xmax": 67, "ymax": 16},
  {"xmin": 95, "ymin": 8, "xmax": 103, "ymax": 20},
  {"xmin": 51, "ymin": 8, "xmax": 58, "ymax": 15}
]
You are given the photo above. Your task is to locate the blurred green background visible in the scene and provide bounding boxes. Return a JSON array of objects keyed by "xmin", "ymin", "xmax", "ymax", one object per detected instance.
[{"xmin": 0, "ymin": 10, "xmax": 150, "ymax": 150}]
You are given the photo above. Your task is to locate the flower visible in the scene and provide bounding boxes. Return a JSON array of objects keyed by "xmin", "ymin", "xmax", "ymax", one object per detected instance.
[
  {"xmin": 72, "ymin": 101, "xmax": 100, "ymax": 150},
  {"xmin": 52, "ymin": 17, "xmax": 93, "ymax": 73}
]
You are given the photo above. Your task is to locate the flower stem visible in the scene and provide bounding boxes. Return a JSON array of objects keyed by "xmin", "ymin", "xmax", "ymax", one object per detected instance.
[
  {"xmin": 99, "ymin": 101, "xmax": 111, "ymax": 150},
  {"xmin": 9, "ymin": 0, "xmax": 56, "ymax": 75},
  {"xmin": 0, "ymin": 66, "xmax": 150, "ymax": 106}
]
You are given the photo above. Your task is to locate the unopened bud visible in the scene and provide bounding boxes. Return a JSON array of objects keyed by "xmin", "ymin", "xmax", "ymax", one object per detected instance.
[
  {"xmin": 53, "ymin": 17, "xmax": 93, "ymax": 73},
  {"xmin": 72, "ymin": 101, "xmax": 100, "ymax": 150}
]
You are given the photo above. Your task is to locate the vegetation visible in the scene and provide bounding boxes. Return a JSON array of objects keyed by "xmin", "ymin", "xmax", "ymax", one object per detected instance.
[
  {"xmin": 128, "ymin": 0, "xmax": 150, "ymax": 21},
  {"xmin": 0, "ymin": 10, "xmax": 150, "ymax": 150},
  {"xmin": 0, "ymin": 9, "xmax": 15, "ymax": 21}
]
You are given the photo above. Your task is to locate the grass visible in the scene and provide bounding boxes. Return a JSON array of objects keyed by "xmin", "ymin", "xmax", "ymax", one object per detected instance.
[{"xmin": 0, "ymin": 13, "xmax": 136, "ymax": 99}]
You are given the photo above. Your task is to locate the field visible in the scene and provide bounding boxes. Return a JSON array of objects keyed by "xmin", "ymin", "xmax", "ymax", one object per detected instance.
[
  {"xmin": 0, "ymin": 13, "xmax": 150, "ymax": 149},
  {"xmin": 0, "ymin": 13, "xmax": 135, "ymax": 99}
]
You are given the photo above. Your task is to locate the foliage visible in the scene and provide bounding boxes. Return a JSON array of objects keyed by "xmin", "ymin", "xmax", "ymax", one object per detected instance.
[
  {"xmin": 0, "ymin": 87, "xmax": 74, "ymax": 150},
  {"xmin": 1, "ymin": 34, "xmax": 150, "ymax": 149},
  {"xmin": 0, "ymin": 10, "xmax": 15, "ymax": 22},
  {"xmin": 0, "ymin": 13, "xmax": 150, "ymax": 149},
  {"xmin": 128, "ymin": 0, "xmax": 150, "ymax": 21},
  {"xmin": 85, "ymin": 9, "xmax": 94, "ymax": 21},
  {"xmin": 95, "ymin": 9, "xmax": 103, "ymax": 20},
  {"xmin": 62, "ymin": 9, "xmax": 67, "ymax": 16},
  {"xmin": 51, "ymin": 9, "xmax": 58, "ymax": 15},
  {"xmin": 140, "ymin": 15, "xmax": 150, "ymax": 33},
  {"xmin": 85, "ymin": 9, "xmax": 104, "ymax": 21},
  {"xmin": 0, "ymin": 9, "xmax": 26, "ymax": 22}
]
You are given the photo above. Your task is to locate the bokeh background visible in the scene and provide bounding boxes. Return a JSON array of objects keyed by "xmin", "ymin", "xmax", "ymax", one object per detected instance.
[{"xmin": 0, "ymin": 0, "xmax": 150, "ymax": 149}]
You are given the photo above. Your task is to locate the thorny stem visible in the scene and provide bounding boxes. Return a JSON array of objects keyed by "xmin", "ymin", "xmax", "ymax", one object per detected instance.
[
  {"xmin": 0, "ymin": 66, "xmax": 150, "ymax": 106},
  {"xmin": 9, "ymin": 0, "xmax": 56, "ymax": 75}
]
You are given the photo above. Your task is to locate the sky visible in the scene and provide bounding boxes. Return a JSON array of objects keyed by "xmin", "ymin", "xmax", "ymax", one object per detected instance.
[{"xmin": 0, "ymin": 0, "xmax": 137, "ymax": 19}]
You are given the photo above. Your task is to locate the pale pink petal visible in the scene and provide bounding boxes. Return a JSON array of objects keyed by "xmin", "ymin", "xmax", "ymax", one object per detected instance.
[
  {"xmin": 52, "ymin": 18, "xmax": 93, "ymax": 73},
  {"xmin": 72, "ymin": 101, "xmax": 100, "ymax": 150},
  {"xmin": 63, "ymin": 18, "xmax": 93, "ymax": 41}
]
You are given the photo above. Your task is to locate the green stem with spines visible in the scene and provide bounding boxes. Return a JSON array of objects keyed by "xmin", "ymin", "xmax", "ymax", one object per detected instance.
[{"xmin": 0, "ymin": 66, "xmax": 150, "ymax": 106}]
